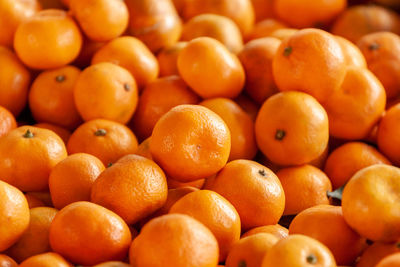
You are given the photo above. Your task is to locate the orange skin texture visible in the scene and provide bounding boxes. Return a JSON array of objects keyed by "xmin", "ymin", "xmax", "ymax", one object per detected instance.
[
  {"xmin": 324, "ymin": 142, "xmax": 391, "ymax": 190},
  {"xmin": 255, "ymin": 91, "xmax": 329, "ymax": 166},
  {"xmin": 178, "ymin": 37, "xmax": 245, "ymax": 99},
  {"xmin": 238, "ymin": 37, "xmax": 281, "ymax": 104},
  {"xmin": 0, "ymin": 181, "xmax": 30, "ymax": 252},
  {"xmin": 376, "ymin": 253, "xmax": 400, "ymax": 267},
  {"xmin": 274, "ymin": 0, "xmax": 346, "ymax": 28},
  {"xmin": 245, "ymin": 19, "xmax": 287, "ymax": 42},
  {"xmin": 181, "ymin": 14, "xmax": 243, "ymax": 54},
  {"xmin": 342, "ymin": 164, "xmax": 400, "ymax": 242},
  {"xmin": 357, "ymin": 32, "xmax": 400, "ymax": 99},
  {"xmin": 131, "ymin": 76, "xmax": 200, "ymax": 141},
  {"xmin": 335, "ymin": 36, "xmax": 367, "ymax": 68},
  {"xmin": 261, "ymin": 234, "xmax": 337, "ymax": 267},
  {"xmin": 269, "ymin": 28, "xmax": 298, "ymax": 41},
  {"xmin": 150, "ymin": 104, "xmax": 231, "ymax": 182},
  {"xmin": 331, "ymin": 5, "xmax": 400, "ymax": 44},
  {"xmin": 49, "ymin": 153, "xmax": 105, "ymax": 209},
  {"xmin": 182, "ymin": 0, "xmax": 255, "ymax": 36},
  {"xmin": 170, "ymin": 190, "xmax": 241, "ymax": 261},
  {"xmin": 6, "ymin": 207, "xmax": 58, "ymax": 263},
  {"xmin": 0, "ymin": 0, "xmax": 41, "ymax": 47},
  {"xmin": 49, "ymin": 201, "xmax": 131, "ymax": 265},
  {"xmin": 73, "ymin": 62, "xmax": 138, "ymax": 124},
  {"xmin": 0, "ymin": 106, "xmax": 16, "ymax": 138},
  {"xmin": 19, "ymin": 252, "xmax": 73, "ymax": 267},
  {"xmin": 272, "ymin": 28, "xmax": 346, "ymax": 104},
  {"xmin": 129, "ymin": 214, "xmax": 219, "ymax": 267},
  {"xmin": 378, "ymin": 103, "xmax": 400, "ymax": 165},
  {"xmin": 356, "ymin": 241, "xmax": 400, "ymax": 267},
  {"xmin": 167, "ymin": 177, "xmax": 205, "ymax": 189},
  {"xmin": 289, "ymin": 205, "xmax": 367, "ymax": 265},
  {"xmin": 29, "ymin": 66, "xmax": 82, "ymax": 130},
  {"xmin": 91, "ymin": 154, "xmax": 168, "ymax": 225},
  {"xmin": 93, "ymin": 262, "xmax": 131, "ymax": 267},
  {"xmin": 24, "ymin": 193, "xmax": 45, "ymax": 209},
  {"xmin": 0, "ymin": 126, "xmax": 67, "ymax": 192},
  {"xmin": 226, "ymin": 233, "xmax": 279, "ymax": 267},
  {"xmin": 242, "ymin": 224, "xmax": 289, "ymax": 240},
  {"xmin": 0, "ymin": 46, "xmax": 31, "ymax": 116},
  {"xmin": 125, "ymin": 0, "xmax": 182, "ymax": 52},
  {"xmin": 250, "ymin": 0, "xmax": 276, "ymax": 22},
  {"xmin": 0, "ymin": 254, "xmax": 18, "ymax": 267},
  {"xmin": 14, "ymin": 9, "xmax": 82, "ymax": 70},
  {"xmin": 67, "ymin": 119, "xmax": 138, "ymax": 166},
  {"xmin": 323, "ymin": 67, "xmax": 386, "ymax": 140},
  {"xmin": 277, "ymin": 165, "xmax": 332, "ymax": 216},
  {"xmin": 157, "ymin": 42, "xmax": 187, "ymax": 77},
  {"xmin": 92, "ymin": 36, "xmax": 159, "ymax": 89},
  {"xmin": 210, "ymin": 160, "xmax": 285, "ymax": 230},
  {"xmin": 34, "ymin": 123, "xmax": 71, "ymax": 145},
  {"xmin": 233, "ymin": 94, "xmax": 260, "ymax": 122},
  {"xmin": 70, "ymin": 0, "xmax": 128, "ymax": 42},
  {"xmin": 200, "ymin": 98, "xmax": 257, "ymax": 161}
]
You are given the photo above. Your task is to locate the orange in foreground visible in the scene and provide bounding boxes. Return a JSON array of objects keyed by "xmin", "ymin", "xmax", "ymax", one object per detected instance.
[{"xmin": 19, "ymin": 252, "xmax": 72, "ymax": 267}]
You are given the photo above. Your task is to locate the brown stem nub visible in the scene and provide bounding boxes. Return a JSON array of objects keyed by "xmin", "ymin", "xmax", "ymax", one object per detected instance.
[
  {"xmin": 124, "ymin": 83, "xmax": 131, "ymax": 91},
  {"xmin": 258, "ymin": 169, "xmax": 266, "ymax": 177},
  {"xmin": 283, "ymin": 46, "xmax": 293, "ymax": 57},
  {"xmin": 94, "ymin": 129, "xmax": 107, "ymax": 136},
  {"xmin": 275, "ymin": 129, "xmax": 286, "ymax": 140},
  {"xmin": 55, "ymin": 75, "xmax": 66, "ymax": 82},
  {"xmin": 368, "ymin": 43, "xmax": 380, "ymax": 51},
  {"xmin": 107, "ymin": 163, "xmax": 113, "ymax": 168},
  {"xmin": 306, "ymin": 254, "xmax": 317, "ymax": 264},
  {"xmin": 23, "ymin": 129, "xmax": 34, "ymax": 138}
]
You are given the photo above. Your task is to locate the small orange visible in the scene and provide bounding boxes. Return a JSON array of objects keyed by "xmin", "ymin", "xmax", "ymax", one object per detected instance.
[
  {"xmin": 49, "ymin": 201, "xmax": 132, "ymax": 265},
  {"xmin": 29, "ymin": 65, "xmax": 82, "ymax": 130},
  {"xmin": 242, "ymin": 224, "xmax": 289, "ymax": 240},
  {"xmin": 0, "ymin": 254, "xmax": 17, "ymax": 267},
  {"xmin": 335, "ymin": 36, "xmax": 367, "ymax": 68},
  {"xmin": 378, "ymin": 103, "xmax": 400, "ymax": 165},
  {"xmin": 129, "ymin": 214, "xmax": 219, "ymax": 267},
  {"xmin": 69, "ymin": 0, "xmax": 128, "ymax": 42},
  {"xmin": 356, "ymin": 241, "xmax": 400, "ymax": 267},
  {"xmin": 14, "ymin": 9, "xmax": 82, "ymax": 69},
  {"xmin": 150, "ymin": 104, "xmax": 231, "ymax": 182},
  {"xmin": 0, "ymin": 105, "xmax": 16, "ymax": 138},
  {"xmin": 6, "ymin": 207, "xmax": 58, "ymax": 263},
  {"xmin": 49, "ymin": 153, "xmax": 105, "ymax": 209},
  {"xmin": 19, "ymin": 252, "xmax": 72, "ymax": 267},
  {"xmin": 91, "ymin": 36, "xmax": 159, "ymax": 89},
  {"xmin": 245, "ymin": 19, "xmax": 287, "ymax": 41},
  {"xmin": 35, "ymin": 123, "xmax": 71, "ymax": 145},
  {"xmin": 170, "ymin": 190, "xmax": 241, "ymax": 261},
  {"xmin": 0, "ymin": 126, "xmax": 67, "ymax": 192},
  {"xmin": 67, "ymin": 119, "xmax": 138, "ymax": 166},
  {"xmin": 157, "ymin": 42, "xmax": 187, "ymax": 77},
  {"xmin": 255, "ymin": 91, "xmax": 329, "ymax": 166},
  {"xmin": 24, "ymin": 193, "xmax": 45, "ymax": 209},
  {"xmin": 376, "ymin": 253, "xmax": 400, "ymax": 267},
  {"xmin": 73, "ymin": 62, "xmax": 138, "ymax": 124}
]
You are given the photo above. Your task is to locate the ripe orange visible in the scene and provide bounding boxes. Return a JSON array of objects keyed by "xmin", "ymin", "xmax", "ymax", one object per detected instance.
[
  {"xmin": 157, "ymin": 42, "xmax": 187, "ymax": 77},
  {"xmin": 335, "ymin": 36, "xmax": 367, "ymax": 68},
  {"xmin": 245, "ymin": 19, "xmax": 287, "ymax": 41},
  {"xmin": 24, "ymin": 193, "xmax": 45, "ymax": 209},
  {"xmin": 93, "ymin": 262, "xmax": 131, "ymax": 267},
  {"xmin": 19, "ymin": 252, "xmax": 73, "ymax": 267},
  {"xmin": 0, "ymin": 254, "xmax": 17, "ymax": 267},
  {"xmin": 242, "ymin": 224, "xmax": 289, "ymax": 240},
  {"xmin": 378, "ymin": 103, "xmax": 400, "ymax": 165},
  {"xmin": 34, "ymin": 123, "xmax": 71, "ymax": 145},
  {"xmin": 0, "ymin": 105, "xmax": 16, "ymax": 138},
  {"xmin": 376, "ymin": 253, "xmax": 400, "ymax": 267},
  {"xmin": 356, "ymin": 241, "xmax": 400, "ymax": 267}
]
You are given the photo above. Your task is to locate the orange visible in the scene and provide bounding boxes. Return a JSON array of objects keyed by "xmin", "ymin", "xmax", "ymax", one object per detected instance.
[
  {"xmin": 73, "ymin": 62, "xmax": 138, "ymax": 124},
  {"xmin": 135, "ymin": 137, "xmax": 152, "ymax": 160},
  {"xmin": 378, "ymin": 103, "xmax": 400, "ymax": 165},
  {"xmin": 274, "ymin": 0, "xmax": 346, "ymax": 28},
  {"xmin": 19, "ymin": 252, "xmax": 72, "ymax": 267},
  {"xmin": 356, "ymin": 241, "xmax": 400, "ymax": 267},
  {"xmin": 37, "ymin": 0, "xmax": 64, "ymax": 9},
  {"xmin": 0, "ymin": 46, "xmax": 31, "ymax": 116},
  {"xmin": 73, "ymin": 38, "xmax": 105, "ymax": 68},
  {"xmin": 377, "ymin": 253, "xmax": 400, "ymax": 267},
  {"xmin": 255, "ymin": 91, "xmax": 329, "ymax": 166},
  {"xmin": 49, "ymin": 201, "xmax": 131, "ymax": 265},
  {"xmin": 357, "ymin": 31, "xmax": 400, "ymax": 99},
  {"xmin": 250, "ymin": 0, "xmax": 275, "ymax": 22},
  {"xmin": 261, "ymin": 234, "xmax": 337, "ymax": 267},
  {"xmin": 167, "ymin": 177, "xmax": 205, "ymax": 189},
  {"xmin": 157, "ymin": 42, "xmax": 187, "ymax": 77},
  {"xmin": 272, "ymin": 28, "xmax": 346, "ymax": 103},
  {"xmin": 69, "ymin": 0, "xmax": 128, "ymax": 42},
  {"xmin": 150, "ymin": 104, "xmax": 231, "ymax": 182},
  {"xmin": 25, "ymin": 191, "xmax": 53, "ymax": 207},
  {"xmin": 335, "ymin": 36, "xmax": 367, "ymax": 68},
  {"xmin": 29, "ymin": 65, "xmax": 82, "ymax": 130},
  {"xmin": 125, "ymin": 0, "xmax": 182, "ymax": 52},
  {"xmin": 49, "ymin": 153, "xmax": 105, "ymax": 209},
  {"xmin": 0, "ymin": 0, "xmax": 41, "ymax": 47},
  {"xmin": 35, "ymin": 123, "xmax": 71, "ymax": 145},
  {"xmin": 181, "ymin": 14, "xmax": 243, "ymax": 54},
  {"xmin": 6, "ymin": 207, "xmax": 58, "ymax": 263},
  {"xmin": 0, "ymin": 180, "xmax": 30, "ymax": 251},
  {"xmin": 342, "ymin": 164, "xmax": 400, "ymax": 242},
  {"xmin": 245, "ymin": 19, "xmax": 286, "ymax": 41},
  {"xmin": 0, "ymin": 126, "xmax": 67, "ymax": 192},
  {"xmin": 14, "ymin": 9, "xmax": 82, "ymax": 69},
  {"xmin": 178, "ymin": 37, "xmax": 245, "ymax": 99},
  {"xmin": 269, "ymin": 28, "xmax": 298, "ymax": 41},
  {"xmin": 24, "ymin": 193, "xmax": 45, "ymax": 209},
  {"xmin": 289, "ymin": 205, "xmax": 366, "ymax": 265},
  {"xmin": 242, "ymin": 224, "xmax": 289, "ymax": 240},
  {"xmin": 0, "ymin": 105, "xmax": 16, "ymax": 138},
  {"xmin": 233, "ymin": 93, "xmax": 260, "ymax": 122},
  {"xmin": 170, "ymin": 190, "xmax": 241, "ymax": 261},
  {"xmin": 210, "ymin": 160, "xmax": 285, "ymax": 230},
  {"xmin": 91, "ymin": 36, "xmax": 159, "ymax": 89},
  {"xmin": 238, "ymin": 37, "xmax": 281, "ymax": 104},
  {"xmin": 67, "ymin": 119, "xmax": 138, "ymax": 166},
  {"xmin": 93, "ymin": 262, "xmax": 131, "ymax": 267},
  {"xmin": 129, "ymin": 214, "xmax": 219, "ymax": 267},
  {"xmin": 200, "ymin": 98, "xmax": 257, "ymax": 161},
  {"xmin": 0, "ymin": 254, "xmax": 17, "ymax": 267},
  {"xmin": 332, "ymin": 5, "xmax": 400, "ymax": 44},
  {"xmin": 323, "ymin": 67, "xmax": 386, "ymax": 140},
  {"xmin": 324, "ymin": 142, "xmax": 391, "ymax": 189},
  {"xmin": 131, "ymin": 76, "xmax": 200, "ymax": 141},
  {"xmin": 277, "ymin": 165, "xmax": 332, "ymax": 215},
  {"xmin": 91, "ymin": 154, "xmax": 168, "ymax": 225}
]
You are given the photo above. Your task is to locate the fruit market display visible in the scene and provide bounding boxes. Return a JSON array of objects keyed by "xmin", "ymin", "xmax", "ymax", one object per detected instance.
[{"xmin": 2, "ymin": 0, "xmax": 400, "ymax": 266}]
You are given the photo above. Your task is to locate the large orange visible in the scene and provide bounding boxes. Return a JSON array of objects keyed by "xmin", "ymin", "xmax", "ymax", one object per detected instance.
[
  {"xmin": 19, "ymin": 252, "xmax": 72, "ymax": 267},
  {"xmin": 378, "ymin": 103, "xmax": 400, "ymax": 165},
  {"xmin": 0, "ymin": 105, "xmax": 16, "ymax": 138}
]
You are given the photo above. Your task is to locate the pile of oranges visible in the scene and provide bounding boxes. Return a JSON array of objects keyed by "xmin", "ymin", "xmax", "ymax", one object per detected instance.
[{"xmin": 1, "ymin": 0, "xmax": 400, "ymax": 266}]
